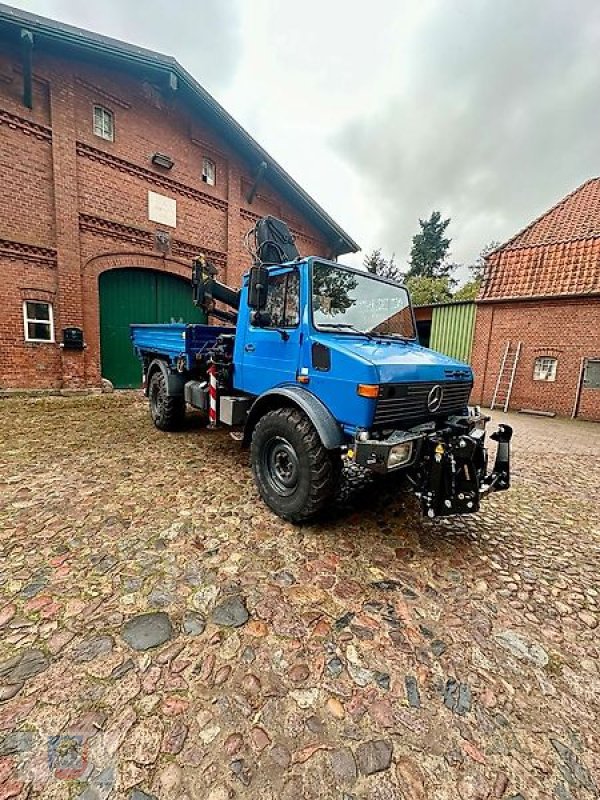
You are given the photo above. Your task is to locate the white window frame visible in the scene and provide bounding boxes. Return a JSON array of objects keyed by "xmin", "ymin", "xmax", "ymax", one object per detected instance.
[
  {"xmin": 533, "ymin": 356, "xmax": 557, "ymax": 382},
  {"xmin": 23, "ymin": 300, "xmax": 55, "ymax": 343},
  {"xmin": 93, "ymin": 105, "xmax": 114, "ymax": 141},
  {"xmin": 202, "ymin": 157, "xmax": 216, "ymax": 186}
]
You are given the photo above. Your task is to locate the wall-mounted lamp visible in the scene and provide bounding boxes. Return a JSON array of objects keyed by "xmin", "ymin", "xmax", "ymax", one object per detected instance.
[{"xmin": 151, "ymin": 152, "xmax": 174, "ymax": 170}]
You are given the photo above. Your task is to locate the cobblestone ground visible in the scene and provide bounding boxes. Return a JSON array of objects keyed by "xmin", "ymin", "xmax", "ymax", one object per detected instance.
[{"xmin": 0, "ymin": 394, "xmax": 599, "ymax": 800}]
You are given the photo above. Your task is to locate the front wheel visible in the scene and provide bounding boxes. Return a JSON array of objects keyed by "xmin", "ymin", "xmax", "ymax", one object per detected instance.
[
  {"xmin": 250, "ymin": 407, "xmax": 342, "ymax": 523},
  {"xmin": 148, "ymin": 370, "xmax": 185, "ymax": 431}
]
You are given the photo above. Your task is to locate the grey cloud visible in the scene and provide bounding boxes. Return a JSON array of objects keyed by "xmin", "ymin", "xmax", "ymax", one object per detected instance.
[
  {"xmin": 22, "ymin": 0, "xmax": 242, "ymax": 91},
  {"xmin": 335, "ymin": 0, "xmax": 600, "ymax": 267}
]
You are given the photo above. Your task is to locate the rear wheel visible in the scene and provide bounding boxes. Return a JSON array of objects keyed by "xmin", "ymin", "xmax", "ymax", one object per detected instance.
[
  {"xmin": 251, "ymin": 407, "xmax": 342, "ymax": 523},
  {"xmin": 148, "ymin": 370, "xmax": 185, "ymax": 431}
]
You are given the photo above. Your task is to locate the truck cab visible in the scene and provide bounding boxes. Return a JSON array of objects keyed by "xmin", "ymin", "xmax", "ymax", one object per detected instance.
[
  {"xmin": 235, "ymin": 257, "xmax": 472, "ymax": 435},
  {"xmin": 131, "ymin": 217, "xmax": 512, "ymax": 523}
]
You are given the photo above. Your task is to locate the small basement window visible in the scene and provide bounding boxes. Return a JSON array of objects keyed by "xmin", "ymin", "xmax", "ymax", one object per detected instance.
[
  {"xmin": 533, "ymin": 356, "xmax": 557, "ymax": 382},
  {"xmin": 93, "ymin": 105, "xmax": 114, "ymax": 141},
  {"xmin": 583, "ymin": 359, "xmax": 600, "ymax": 389},
  {"xmin": 202, "ymin": 157, "xmax": 216, "ymax": 186},
  {"xmin": 23, "ymin": 301, "xmax": 54, "ymax": 343}
]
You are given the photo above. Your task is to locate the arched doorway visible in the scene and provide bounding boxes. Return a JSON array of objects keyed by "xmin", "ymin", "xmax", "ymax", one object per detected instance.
[{"xmin": 99, "ymin": 268, "xmax": 205, "ymax": 388}]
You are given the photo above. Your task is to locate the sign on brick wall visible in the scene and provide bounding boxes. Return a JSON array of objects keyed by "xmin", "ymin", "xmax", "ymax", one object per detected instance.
[{"xmin": 148, "ymin": 191, "xmax": 176, "ymax": 228}]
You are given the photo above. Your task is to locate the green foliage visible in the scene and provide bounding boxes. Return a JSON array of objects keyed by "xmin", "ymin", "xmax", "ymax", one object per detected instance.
[
  {"xmin": 404, "ymin": 275, "xmax": 453, "ymax": 306},
  {"xmin": 407, "ymin": 211, "xmax": 453, "ymax": 279},
  {"xmin": 363, "ymin": 232, "xmax": 499, "ymax": 309},
  {"xmin": 363, "ymin": 248, "xmax": 401, "ymax": 281},
  {"xmin": 451, "ymin": 240, "xmax": 501, "ymax": 300},
  {"xmin": 453, "ymin": 280, "xmax": 481, "ymax": 301}
]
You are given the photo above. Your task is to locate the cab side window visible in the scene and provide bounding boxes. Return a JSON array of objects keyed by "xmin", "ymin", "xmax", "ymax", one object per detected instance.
[{"xmin": 264, "ymin": 271, "xmax": 299, "ymax": 328}]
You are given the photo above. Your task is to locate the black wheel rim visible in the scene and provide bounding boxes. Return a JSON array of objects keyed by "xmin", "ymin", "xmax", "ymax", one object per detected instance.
[
  {"xmin": 150, "ymin": 381, "xmax": 163, "ymax": 421},
  {"xmin": 261, "ymin": 436, "xmax": 299, "ymax": 496}
]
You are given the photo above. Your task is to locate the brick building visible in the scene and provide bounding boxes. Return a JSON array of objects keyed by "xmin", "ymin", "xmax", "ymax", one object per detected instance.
[
  {"xmin": 471, "ymin": 178, "xmax": 600, "ymax": 421},
  {"xmin": 0, "ymin": 4, "xmax": 357, "ymax": 390}
]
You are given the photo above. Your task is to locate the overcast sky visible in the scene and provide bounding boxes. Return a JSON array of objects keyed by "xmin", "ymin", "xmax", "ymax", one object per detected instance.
[{"xmin": 14, "ymin": 0, "xmax": 600, "ymax": 276}]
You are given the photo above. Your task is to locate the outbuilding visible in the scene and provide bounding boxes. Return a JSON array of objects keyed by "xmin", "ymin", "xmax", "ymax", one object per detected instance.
[
  {"xmin": 0, "ymin": 4, "xmax": 357, "ymax": 390},
  {"xmin": 471, "ymin": 178, "xmax": 600, "ymax": 421}
]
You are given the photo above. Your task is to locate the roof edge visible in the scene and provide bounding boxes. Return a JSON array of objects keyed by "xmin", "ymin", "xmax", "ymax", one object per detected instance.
[
  {"xmin": 491, "ymin": 177, "xmax": 600, "ymax": 255},
  {"xmin": 477, "ymin": 290, "xmax": 600, "ymax": 305},
  {"xmin": 414, "ymin": 299, "xmax": 475, "ymax": 310}
]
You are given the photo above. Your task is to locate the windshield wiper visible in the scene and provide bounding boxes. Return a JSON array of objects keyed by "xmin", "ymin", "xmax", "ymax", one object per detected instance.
[
  {"xmin": 318, "ymin": 323, "xmax": 376, "ymax": 340},
  {"xmin": 372, "ymin": 331, "xmax": 411, "ymax": 342}
]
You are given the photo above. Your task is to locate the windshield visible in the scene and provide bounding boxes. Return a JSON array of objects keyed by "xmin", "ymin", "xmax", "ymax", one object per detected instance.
[{"xmin": 312, "ymin": 262, "xmax": 415, "ymax": 339}]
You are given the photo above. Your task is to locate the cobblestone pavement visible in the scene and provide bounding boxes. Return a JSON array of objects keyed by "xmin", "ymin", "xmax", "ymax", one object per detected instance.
[{"xmin": 0, "ymin": 394, "xmax": 599, "ymax": 800}]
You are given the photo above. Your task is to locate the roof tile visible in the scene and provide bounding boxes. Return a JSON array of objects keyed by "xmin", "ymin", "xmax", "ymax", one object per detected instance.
[{"xmin": 481, "ymin": 179, "xmax": 600, "ymax": 299}]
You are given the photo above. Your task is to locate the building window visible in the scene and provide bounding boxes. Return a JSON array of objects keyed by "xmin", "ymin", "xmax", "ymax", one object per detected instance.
[
  {"xmin": 93, "ymin": 105, "xmax": 114, "ymax": 141},
  {"xmin": 202, "ymin": 157, "xmax": 216, "ymax": 186},
  {"xmin": 23, "ymin": 301, "xmax": 54, "ymax": 343},
  {"xmin": 583, "ymin": 359, "xmax": 600, "ymax": 389},
  {"xmin": 533, "ymin": 356, "xmax": 557, "ymax": 382}
]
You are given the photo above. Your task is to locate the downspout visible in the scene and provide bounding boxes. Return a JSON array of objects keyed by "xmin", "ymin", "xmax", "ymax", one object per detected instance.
[
  {"xmin": 571, "ymin": 357, "xmax": 586, "ymax": 419},
  {"xmin": 21, "ymin": 28, "xmax": 34, "ymax": 109}
]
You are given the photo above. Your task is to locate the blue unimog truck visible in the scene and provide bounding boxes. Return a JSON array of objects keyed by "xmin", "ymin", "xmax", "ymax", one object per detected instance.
[{"xmin": 131, "ymin": 217, "xmax": 511, "ymax": 523}]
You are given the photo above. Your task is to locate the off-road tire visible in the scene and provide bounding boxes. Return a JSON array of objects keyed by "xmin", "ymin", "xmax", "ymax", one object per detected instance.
[
  {"xmin": 251, "ymin": 407, "xmax": 342, "ymax": 523},
  {"xmin": 148, "ymin": 370, "xmax": 185, "ymax": 431}
]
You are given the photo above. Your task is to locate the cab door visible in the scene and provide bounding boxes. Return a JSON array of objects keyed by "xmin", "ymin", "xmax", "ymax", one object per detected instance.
[{"xmin": 239, "ymin": 267, "xmax": 302, "ymax": 396}]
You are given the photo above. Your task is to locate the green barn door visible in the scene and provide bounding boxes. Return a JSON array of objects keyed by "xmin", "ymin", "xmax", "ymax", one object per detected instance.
[{"xmin": 99, "ymin": 268, "xmax": 205, "ymax": 389}]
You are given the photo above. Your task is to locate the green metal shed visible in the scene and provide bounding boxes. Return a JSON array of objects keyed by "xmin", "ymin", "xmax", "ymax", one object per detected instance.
[{"xmin": 427, "ymin": 301, "xmax": 476, "ymax": 365}]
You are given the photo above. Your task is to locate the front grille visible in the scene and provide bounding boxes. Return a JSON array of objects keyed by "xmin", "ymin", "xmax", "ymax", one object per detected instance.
[{"xmin": 373, "ymin": 381, "xmax": 472, "ymax": 428}]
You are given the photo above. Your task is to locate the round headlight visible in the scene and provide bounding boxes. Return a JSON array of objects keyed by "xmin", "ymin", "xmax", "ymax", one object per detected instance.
[{"xmin": 388, "ymin": 441, "xmax": 413, "ymax": 468}]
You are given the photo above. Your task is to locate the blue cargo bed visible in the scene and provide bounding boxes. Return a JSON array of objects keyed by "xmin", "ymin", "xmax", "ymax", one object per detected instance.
[{"xmin": 130, "ymin": 323, "xmax": 235, "ymax": 370}]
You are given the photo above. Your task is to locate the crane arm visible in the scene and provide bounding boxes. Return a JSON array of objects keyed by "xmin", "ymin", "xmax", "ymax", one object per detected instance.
[{"xmin": 192, "ymin": 255, "xmax": 240, "ymax": 322}]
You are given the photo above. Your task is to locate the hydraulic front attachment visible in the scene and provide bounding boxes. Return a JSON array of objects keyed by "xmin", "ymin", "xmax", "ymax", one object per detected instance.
[{"xmin": 417, "ymin": 420, "xmax": 513, "ymax": 518}]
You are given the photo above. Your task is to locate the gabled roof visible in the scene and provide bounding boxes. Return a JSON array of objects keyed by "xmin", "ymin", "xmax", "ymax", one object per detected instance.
[
  {"xmin": 0, "ymin": 2, "xmax": 359, "ymax": 256},
  {"xmin": 481, "ymin": 178, "xmax": 600, "ymax": 300},
  {"xmin": 498, "ymin": 177, "xmax": 600, "ymax": 252}
]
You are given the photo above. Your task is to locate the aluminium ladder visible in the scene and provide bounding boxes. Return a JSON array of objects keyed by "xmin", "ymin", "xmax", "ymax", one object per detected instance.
[{"xmin": 490, "ymin": 340, "xmax": 522, "ymax": 412}]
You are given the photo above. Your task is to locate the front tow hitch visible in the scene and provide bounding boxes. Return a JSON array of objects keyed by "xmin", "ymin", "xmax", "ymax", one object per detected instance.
[
  {"xmin": 481, "ymin": 423, "xmax": 513, "ymax": 493},
  {"xmin": 416, "ymin": 420, "xmax": 513, "ymax": 518}
]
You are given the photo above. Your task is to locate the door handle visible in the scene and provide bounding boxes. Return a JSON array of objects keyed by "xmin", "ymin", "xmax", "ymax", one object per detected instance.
[{"xmin": 244, "ymin": 344, "xmax": 255, "ymax": 353}]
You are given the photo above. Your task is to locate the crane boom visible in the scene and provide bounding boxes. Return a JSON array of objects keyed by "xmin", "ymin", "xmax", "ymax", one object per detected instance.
[{"xmin": 192, "ymin": 255, "xmax": 240, "ymax": 323}]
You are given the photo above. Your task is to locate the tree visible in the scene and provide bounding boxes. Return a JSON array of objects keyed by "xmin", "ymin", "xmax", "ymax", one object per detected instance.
[
  {"xmin": 405, "ymin": 275, "xmax": 453, "ymax": 306},
  {"xmin": 453, "ymin": 240, "xmax": 501, "ymax": 301},
  {"xmin": 363, "ymin": 248, "xmax": 401, "ymax": 282},
  {"xmin": 471, "ymin": 240, "xmax": 500, "ymax": 282},
  {"xmin": 313, "ymin": 263, "xmax": 358, "ymax": 317},
  {"xmin": 407, "ymin": 211, "xmax": 453, "ymax": 279},
  {"xmin": 453, "ymin": 280, "xmax": 480, "ymax": 301}
]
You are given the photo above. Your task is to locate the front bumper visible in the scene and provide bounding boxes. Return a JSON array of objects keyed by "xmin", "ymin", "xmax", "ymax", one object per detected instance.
[{"xmin": 352, "ymin": 412, "xmax": 512, "ymax": 518}]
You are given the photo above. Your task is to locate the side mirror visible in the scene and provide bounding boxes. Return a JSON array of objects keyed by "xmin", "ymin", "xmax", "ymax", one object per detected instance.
[{"xmin": 248, "ymin": 265, "xmax": 268, "ymax": 309}]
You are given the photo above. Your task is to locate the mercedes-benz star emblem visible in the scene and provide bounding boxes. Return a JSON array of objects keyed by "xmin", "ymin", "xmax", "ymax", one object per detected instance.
[{"xmin": 427, "ymin": 384, "xmax": 444, "ymax": 413}]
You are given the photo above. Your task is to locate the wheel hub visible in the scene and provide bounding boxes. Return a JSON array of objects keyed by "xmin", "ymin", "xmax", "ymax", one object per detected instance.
[{"xmin": 263, "ymin": 437, "xmax": 299, "ymax": 496}]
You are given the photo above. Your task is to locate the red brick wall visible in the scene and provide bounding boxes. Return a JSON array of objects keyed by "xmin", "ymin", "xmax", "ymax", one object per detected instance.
[
  {"xmin": 0, "ymin": 46, "xmax": 331, "ymax": 390},
  {"xmin": 471, "ymin": 297, "xmax": 600, "ymax": 421}
]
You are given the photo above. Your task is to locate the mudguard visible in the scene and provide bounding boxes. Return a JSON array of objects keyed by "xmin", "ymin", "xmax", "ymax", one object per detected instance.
[
  {"xmin": 242, "ymin": 385, "xmax": 345, "ymax": 450},
  {"xmin": 146, "ymin": 358, "xmax": 185, "ymax": 398}
]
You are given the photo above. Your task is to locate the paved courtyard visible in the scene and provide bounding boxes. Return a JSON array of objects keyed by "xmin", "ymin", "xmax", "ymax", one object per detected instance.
[{"xmin": 0, "ymin": 394, "xmax": 599, "ymax": 800}]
